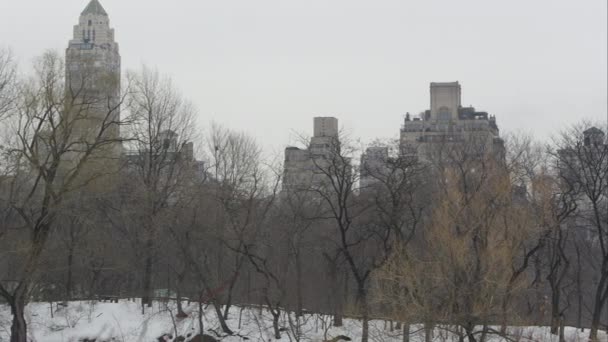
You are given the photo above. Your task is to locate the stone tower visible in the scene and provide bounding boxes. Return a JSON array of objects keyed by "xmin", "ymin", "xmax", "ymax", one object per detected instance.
[{"xmin": 64, "ymin": 0, "xmax": 122, "ymax": 184}]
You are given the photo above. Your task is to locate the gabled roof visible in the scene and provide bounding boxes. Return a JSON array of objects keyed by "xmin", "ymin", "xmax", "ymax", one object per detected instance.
[{"xmin": 81, "ymin": 0, "xmax": 108, "ymax": 16}]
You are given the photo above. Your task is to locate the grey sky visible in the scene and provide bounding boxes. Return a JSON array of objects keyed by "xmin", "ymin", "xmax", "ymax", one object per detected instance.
[{"xmin": 1, "ymin": 0, "xmax": 606, "ymax": 154}]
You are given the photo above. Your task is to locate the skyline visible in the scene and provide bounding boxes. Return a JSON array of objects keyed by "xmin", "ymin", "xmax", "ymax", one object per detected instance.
[{"xmin": 1, "ymin": 0, "xmax": 606, "ymax": 154}]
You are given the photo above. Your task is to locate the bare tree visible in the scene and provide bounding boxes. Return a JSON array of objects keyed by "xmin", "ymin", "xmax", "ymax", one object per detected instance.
[
  {"xmin": 0, "ymin": 50, "xmax": 127, "ymax": 342},
  {"xmin": 0, "ymin": 47, "xmax": 18, "ymax": 121},
  {"xmin": 494, "ymin": 134, "xmax": 576, "ymax": 335},
  {"xmin": 553, "ymin": 123, "xmax": 608, "ymax": 342},
  {"xmin": 203, "ymin": 125, "xmax": 284, "ymax": 338},
  {"xmin": 166, "ymin": 125, "xmax": 278, "ymax": 336},
  {"xmin": 294, "ymin": 132, "xmax": 400, "ymax": 342},
  {"xmin": 360, "ymin": 140, "xmax": 427, "ymax": 337},
  {"xmin": 204, "ymin": 123, "xmax": 280, "ymax": 320},
  {"xmin": 278, "ymin": 182, "xmax": 332, "ymax": 320},
  {"xmin": 167, "ymin": 196, "xmax": 238, "ymax": 335},
  {"xmin": 537, "ymin": 171, "xmax": 578, "ymax": 337},
  {"xmin": 122, "ymin": 65, "xmax": 198, "ymax": 311},
  {"xmin": 238, "ymin": 212, "xmax": 289, "ymax": 340}
]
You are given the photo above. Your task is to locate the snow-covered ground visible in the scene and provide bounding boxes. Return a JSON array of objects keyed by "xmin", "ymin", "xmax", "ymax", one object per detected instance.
[{"xmin": 0, "ymin": 300, "xmax": 605, "ymax": 341}]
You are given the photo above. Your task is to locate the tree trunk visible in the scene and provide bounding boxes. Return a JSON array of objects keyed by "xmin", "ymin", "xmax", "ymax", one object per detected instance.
[
  {"xmin": 589, "ymin": 269, "xmax": 608, "ymax": 342},
  {"xmin": 89, "ymin": 268, "xmax": 101, "ymax": 299},
  {"xmin": 424, "ymin": 323, "xmax": 433, "ymax": 342},
  {"xmin": 361, "ymin": 315, "xmax": 369, "ymax": 342},
  {"xmin": 10, "ymin": 297, "xmax": 27, "ymax": 342},
  {"xmin": 328, "ymin": 260, "xmax": 343, "ymax": 327},
  {"xmin": 402, "ymin": 323, "xmax": 410, "ymax": 342},
  {"xmin": 295, "ymin": 249, "xmax": 303, "ymax": 317},
  {"xmin": 222, "ymin": 255, "xmax": 245, "ymax": 321},
  {"xmin": 176, "ymin": 273, "xmax": 187, "ymax": 317},
  {"xmin": 142, "ymin": 237, "xmax": 154, "ymax": 309},
  {"xmin": 558, "ymin": 315, "xmax": 565, "ymax": 342},
  {"xmin": 8, "ymin": 230, "xmax": 50, "ymax": 342},
  {"xmin": 176, "ymin": 290, "xmax": 186, "ymax": 318},
  {"xmin": 359, "ymin": 289, "xmax": 369, "ymax": 342},
  {"xmin": 212, "ymin": 300, "xmax": 233, "ymax": 335},
  {"xmin": 465, "ymin": 322, "xmax": 477, "ymax": 342},
  {"xmin": 221, "ymin": 294, "xmax": 231, "ymax": 321},
  {"xmin": 238, "ymin": 306, "xmax": 244, "ymax": 329},
  {"xmin": 550, "ymin": 286, "xmax": 561, "ymax": 335},
  {"xmin": 500, "ymin": 289, "xmax": 511, "ymax": 334},
  {"xmin": 480, "ymin": 325, "xmax": 488, "ymax": 342},
  {"xmin": 221, "ymin": 275, "xmax": 237, "ymax": 321},
  {"xmin": 575, "ymin": 244, "xmax": 583, "ymax": 331},
  {"xmin": 272, "ymin": 310, "xmax": 281, "ymax": 339},
  {"xmin": 589, "ymin": 201, "xmax": 608, "ymax": 342},
  {"xmin": 198, "ymin": 300, "xmax": 204, "ymax": 336},
  {"xmin": 66, "ymin": 247, "xmax": 74, "ymax": 301}
]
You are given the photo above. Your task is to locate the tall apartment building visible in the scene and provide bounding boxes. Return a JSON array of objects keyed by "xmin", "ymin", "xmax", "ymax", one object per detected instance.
[
  {"xmin": 282, "ymin": 117, "xmax": 340, "ymax": 192},
  {"xmin": 64, "ymin": 0, "xmax": 122, "ymax": 171},
  {"xmin": 400, "ymin": 82, "xmax": 503, "ymax": 159},
  {"xmin": 358, "ymin": 82, "xmax": 504, "ymax": 189}
]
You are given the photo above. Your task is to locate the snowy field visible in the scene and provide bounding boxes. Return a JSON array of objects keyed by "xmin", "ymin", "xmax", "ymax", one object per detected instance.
[{"xmin": 0, "ymin": 300, "xmax": 605, "ymax": 341}]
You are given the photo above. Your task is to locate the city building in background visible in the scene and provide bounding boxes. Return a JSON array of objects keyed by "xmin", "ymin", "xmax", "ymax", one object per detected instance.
[
  {"xmin": 282, "ymin": 117, "xmax": 341, "ymax": 192},
  {"xmin": 400, "ymin": 82, "xmax": 503, "ymax": 159},
  {"xmin": 63, "ymin": 0, "xmax": 122, "ymax": 181}
]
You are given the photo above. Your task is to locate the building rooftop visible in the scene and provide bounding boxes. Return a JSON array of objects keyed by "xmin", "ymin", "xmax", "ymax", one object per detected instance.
[
  {"xmin": 81, "ymin": 0, "xmax": 108, "ymax": 16},
  {"xmin": 430, "ymin": 81, "xmax": 460, "ymax": 87}
]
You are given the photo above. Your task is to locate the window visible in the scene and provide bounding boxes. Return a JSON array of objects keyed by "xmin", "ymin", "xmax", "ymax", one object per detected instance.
[{"xmin": 88, "ymin": 20, "xmax": 92, "ymax": 26}]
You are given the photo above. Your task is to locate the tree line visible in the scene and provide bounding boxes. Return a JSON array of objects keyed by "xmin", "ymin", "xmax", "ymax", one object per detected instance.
[{"xmin": 0, "ymin": 49, "xmax": 607, "ymax": 342}]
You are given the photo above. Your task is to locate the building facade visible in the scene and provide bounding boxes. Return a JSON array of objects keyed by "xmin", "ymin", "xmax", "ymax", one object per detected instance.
[
  {"xmin": 282, "ymin": 117, "xmax": 340, "ymax": 192},
  {"xmin": 400, "ymin": 82, "xmax": 503, "ymax": 159},
  {"xmin": 65, "ymin": 0, "xmax": 122, "ymax": 167}
]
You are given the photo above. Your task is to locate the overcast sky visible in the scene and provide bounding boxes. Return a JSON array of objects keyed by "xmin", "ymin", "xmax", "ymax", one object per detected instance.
[{"xmin": 1, "ymin": 0, "xmax": 606, "ymax": 153}]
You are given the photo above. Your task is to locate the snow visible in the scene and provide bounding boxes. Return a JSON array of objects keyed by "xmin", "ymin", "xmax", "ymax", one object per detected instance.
[{"xmin": 0, "ymin": 300, "xmax": 606, "ymax": 341}]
